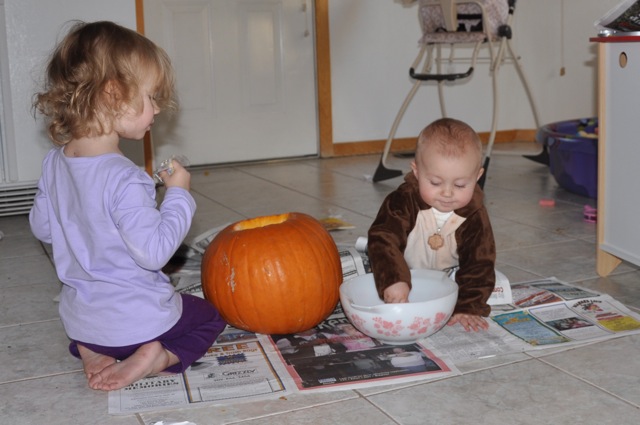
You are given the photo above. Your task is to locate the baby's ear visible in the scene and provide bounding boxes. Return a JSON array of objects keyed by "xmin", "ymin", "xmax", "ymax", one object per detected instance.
[
  {"xmin": 475, "ymin": 167, "xmax": 485, "ymax": 181},
  {"xmin": 410, "ymin": 160, "xmax": 418, "ymax": 176}
]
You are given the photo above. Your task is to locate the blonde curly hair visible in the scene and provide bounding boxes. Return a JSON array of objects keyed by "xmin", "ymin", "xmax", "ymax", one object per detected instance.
[{"xmin": 34, "ymin": 21, "xmax": 177, "ymax": 146}]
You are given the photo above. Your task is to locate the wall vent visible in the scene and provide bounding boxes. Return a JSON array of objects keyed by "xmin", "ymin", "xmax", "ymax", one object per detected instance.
[{"xmin": 0, "ymin": 183, "xmax": 37, "ymax": 216}]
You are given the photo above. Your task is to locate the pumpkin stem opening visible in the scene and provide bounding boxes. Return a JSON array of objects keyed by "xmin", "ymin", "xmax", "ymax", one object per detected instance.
[{"xmin": 234, "ymin": 213, "xmax": 291, "ymax": 231}]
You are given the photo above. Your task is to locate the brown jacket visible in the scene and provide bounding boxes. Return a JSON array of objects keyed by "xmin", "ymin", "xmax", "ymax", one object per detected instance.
[{"xmin": 368, "ymin": 172, "xmax": 495, "ymax": 316}]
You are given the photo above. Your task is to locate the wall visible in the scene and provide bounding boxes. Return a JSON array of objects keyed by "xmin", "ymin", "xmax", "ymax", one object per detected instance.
[
  {"xmin": 0, "ymin": 0, "xmax": 626, "ymax": 183},
  {"xmin": 0, "ymin": 0, "xmax": 135, "ymax": 184},
  {"xmin": 327, "ymin": 0, "xmax": 620, "ymax": 144}
]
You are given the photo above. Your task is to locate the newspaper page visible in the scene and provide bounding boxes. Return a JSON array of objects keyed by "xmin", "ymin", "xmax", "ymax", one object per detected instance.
[
  {"xmin": 190, "ymin": 223, "xmax": 230, "ymax": 254},
  {"xmin": 595, "ymin": 0, "xmax": 640, "ymax": 32},
  {"xmin": 337, "ymin": 244, "xmax": 370, "ymax": 282},
  {"xmin": 109, "ymin": 226, "xmax": 640, "ymax": 414},
  {"xmin": 509, "ymin": 278, "xmax": 597, "ymax": 308},
  {"xmin": 488, "ymin": 270, "xmax": 513, "ymax": 306},
  {"xmin": 421, "ymin": 319, "xmax": 529, "ymax": 364},
  {"xmin": 262, "ymin": 303, "xmax": 457, "ymax": 392},
  {"xmin": 490, "ymin": 278, "xmax": 640, "ymax": 348},
  {"xmin": 108, "ymin": 328, "xmax": 289, "ymax": 415},
  {"xmin": 571, "ymin": 296, "xmax": 640, "ymax": 332},
  {"xmin": 109, "ymin": 307, "xmax": 458, "ymax": 414}
]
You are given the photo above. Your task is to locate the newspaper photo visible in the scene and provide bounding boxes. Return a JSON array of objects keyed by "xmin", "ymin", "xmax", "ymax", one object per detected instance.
[{"xmin": 264, "ymin": 303, "xmax": 455, "ymax": 392}]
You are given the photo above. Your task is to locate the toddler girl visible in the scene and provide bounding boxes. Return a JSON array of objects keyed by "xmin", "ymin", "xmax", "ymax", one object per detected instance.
[{"xmin": 29, "ymin": 21, "xmax": 226, "ymax": 391}]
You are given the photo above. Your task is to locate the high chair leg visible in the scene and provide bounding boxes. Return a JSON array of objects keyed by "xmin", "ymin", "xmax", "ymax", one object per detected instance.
[
  {"xmin": 505, "ymin": 39, "xmax": 548, "ymax": 165},
  {"xmin": 373, "ymin": 45, "xmax": 432, "ymax": 182},
  {"xmin": 507, "ymin": 39, "xmax": 540, "ymax": 129}
]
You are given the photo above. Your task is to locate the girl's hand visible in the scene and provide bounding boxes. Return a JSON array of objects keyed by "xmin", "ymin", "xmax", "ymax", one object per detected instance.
[
  {"xmin": 383, "ymin": 281, "xmax": 410, "ymax": 303},
  {"xmin": 160, "ymin": 160, "xmax": 191, "ymax": 191},
  {"xmin": 447, "ymin": 313, "xmax": 489, "ymax": 332}
]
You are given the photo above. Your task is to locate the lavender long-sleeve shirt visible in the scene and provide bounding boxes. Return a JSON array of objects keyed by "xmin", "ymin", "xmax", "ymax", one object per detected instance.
[{"xmin": 30, "ymin": 147, "xmax": 196, "ymax": 346}]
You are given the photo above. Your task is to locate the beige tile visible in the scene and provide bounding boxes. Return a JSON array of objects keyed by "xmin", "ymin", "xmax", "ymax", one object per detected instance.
[
  {"xmin": 493, "ymin": 263, "xmax": 542, "ymax": 284},
  {"xmin": 367, "ymin": 359, "xmax": 640, "ymax": 424},
  {"xmin": 139, "ymin": 391, "xmax": 362, "ymax": 425},
  {"xmin": 0, "ymin": 214, "xmax": 31, "ymax": 236},
  {"xmin": 0, "ymin": 281, "xmax": 60, "ymax": 326},
  {"xmin": 538, "ymin": 335, "xmax": 640, "ymax": 407},
  {"xmin": 575, "ymin": 271, "xmax": 640, "ymax": 309},
  {"xmin": 0, "ymin": 253, "xmax": 58, "ymax": 288},
  {"xmin": 0, "ymin": 320, "xmax": 80, "ymax": 383},
  {"xmin": 492, "ymin": 216, "xmax": 573, "ymax": 252},
  {"xmin": 0, "ymin": 233, "xmax": 45, "ymax": 260},
  {"xmin": 0, "ymin": 372, "xmax": 140, "ymax": 425},
  {"xmin": 498, "ymin": 239, "xmax": 634, "ymax": 282}
]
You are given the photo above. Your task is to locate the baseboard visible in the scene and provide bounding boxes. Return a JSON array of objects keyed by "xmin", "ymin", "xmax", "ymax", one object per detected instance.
[{"xmin": 327, "ymin": 129, "xmax": 537, "ymax": 158}]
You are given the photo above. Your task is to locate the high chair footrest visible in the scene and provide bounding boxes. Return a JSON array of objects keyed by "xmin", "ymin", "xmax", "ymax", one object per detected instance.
[{"xmin": 409, "ymin": 66, "xmax": 474, "ymax": 82}]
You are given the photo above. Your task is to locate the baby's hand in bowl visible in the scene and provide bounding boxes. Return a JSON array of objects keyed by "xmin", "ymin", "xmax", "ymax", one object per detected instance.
[{"xmin": 383, "ymin": 281, "xmax": 410, "ymax": 303}]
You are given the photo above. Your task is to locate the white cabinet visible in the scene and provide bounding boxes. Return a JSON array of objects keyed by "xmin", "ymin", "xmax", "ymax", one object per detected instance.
[
  {"xmin": 595, "ymin": 36, "xmax": 640, "ymax": 275},
  {"xmin": 0, "ymin": 0, "xmax": 136, "ymax": 215}
]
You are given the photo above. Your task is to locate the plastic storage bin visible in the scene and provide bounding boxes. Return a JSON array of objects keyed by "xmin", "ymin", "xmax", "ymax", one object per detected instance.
[{"xmin": 535, "ymin": 118, "xmax": 598, "ymax": 199}]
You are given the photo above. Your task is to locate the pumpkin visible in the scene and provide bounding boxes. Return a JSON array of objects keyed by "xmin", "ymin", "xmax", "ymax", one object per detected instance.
[{"xmin": 201, "ymin": 212, "xmax": 343, "ymax": 334}]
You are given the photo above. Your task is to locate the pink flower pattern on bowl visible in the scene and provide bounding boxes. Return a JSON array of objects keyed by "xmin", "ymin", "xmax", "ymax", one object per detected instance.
[
  {"xmin": 372, "ymin": 317, "xmax": 404, "ymax": 337},
  {"xmin": 349, "ymin": 313, "xmax": 366, "ymax": 330},
  {"xmin": 340, "ymin": 269, "xmax": 458, "ymax": 344},
  {"xmin": 347, "ymin": 312, "xmax": 450, "ymax": 340},
  {"xmin": 407, "ymin": 317, "xmax": 432, "ymax": 336}
]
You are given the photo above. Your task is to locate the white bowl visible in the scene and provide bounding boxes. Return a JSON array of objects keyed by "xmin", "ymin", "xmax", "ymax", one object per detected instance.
[{"xmin": 340, "ymin": 269, "xmax": 458, "ymax": 345}]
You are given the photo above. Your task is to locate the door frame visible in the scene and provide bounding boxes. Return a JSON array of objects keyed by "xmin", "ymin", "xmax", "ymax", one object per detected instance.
[
  {"xmin": 136, "ymin": 0, "xmax": 332, "ymax": 172},
  {"xmin": 135, "ymin": 0, "xmax": 154, "ymax": 174}
]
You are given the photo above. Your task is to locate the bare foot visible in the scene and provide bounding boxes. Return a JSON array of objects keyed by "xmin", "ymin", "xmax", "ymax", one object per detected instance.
[
  {"xmin": 77, "ymin": 344, "xmax": 116, "ymax": 379},
  {"xmin": 88, "ymin": 341, "xmax": 179, "ymax": 391}
]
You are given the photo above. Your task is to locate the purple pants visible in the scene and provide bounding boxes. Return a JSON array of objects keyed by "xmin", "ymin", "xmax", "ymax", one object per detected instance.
[{"xmin": 69, "ymin": 294, "xmax": 227, "ymax": 373}]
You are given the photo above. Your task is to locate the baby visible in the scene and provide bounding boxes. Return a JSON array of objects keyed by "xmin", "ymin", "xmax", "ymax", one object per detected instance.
[{"xmin": 368, "ymin": 118, "xmax": 496, "ymax": 332}]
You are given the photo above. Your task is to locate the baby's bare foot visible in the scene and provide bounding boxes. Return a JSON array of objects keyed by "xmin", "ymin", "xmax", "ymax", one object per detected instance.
[
  {"xmin": 77, "ymin": 344, "xmax": 116, "ymax": 379},
  {"xmin": 88, "ymin": 342, "xmax": 178, "ymax": 391}
]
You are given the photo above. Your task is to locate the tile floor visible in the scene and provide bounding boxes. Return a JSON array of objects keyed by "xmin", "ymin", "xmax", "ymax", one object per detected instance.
[{"xmin": 2, "ymin": 143, "xmax": 640, "ymax": 424}]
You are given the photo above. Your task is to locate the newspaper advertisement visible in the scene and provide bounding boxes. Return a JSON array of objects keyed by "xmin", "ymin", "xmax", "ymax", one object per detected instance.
[
  {"xmin": 490, "ymin": 278, "xmax": 640, "ymax": 348},
  {"xmin": 596, "ymin": 0, "xmax": 640, "ymax": 33}
]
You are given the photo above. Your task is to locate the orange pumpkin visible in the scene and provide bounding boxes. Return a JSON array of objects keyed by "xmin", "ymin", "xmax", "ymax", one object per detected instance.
[{"xmin": 201, "ymin": 212, "xmax": 343, "ymax": 334}]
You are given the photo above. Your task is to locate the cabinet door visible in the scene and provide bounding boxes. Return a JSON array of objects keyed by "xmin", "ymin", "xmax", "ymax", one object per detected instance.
[
  {"xmin": 600, "ymin": 41, "xmax": 640, "ymax": 267},
  {"xmin": 144, "ymin": 0, "xmax": 318, "ymax": 166}
]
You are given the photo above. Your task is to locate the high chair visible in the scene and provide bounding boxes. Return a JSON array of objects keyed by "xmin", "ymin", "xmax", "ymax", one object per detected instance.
[{"xmin": 373, "ymin": 0, "xmax": 542, "ymax": 186}]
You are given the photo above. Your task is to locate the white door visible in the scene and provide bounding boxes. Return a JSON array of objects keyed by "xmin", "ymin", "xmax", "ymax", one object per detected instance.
[{"xmin": 144, "ymin": 0, "xmax": 318, "ymax": 166}]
